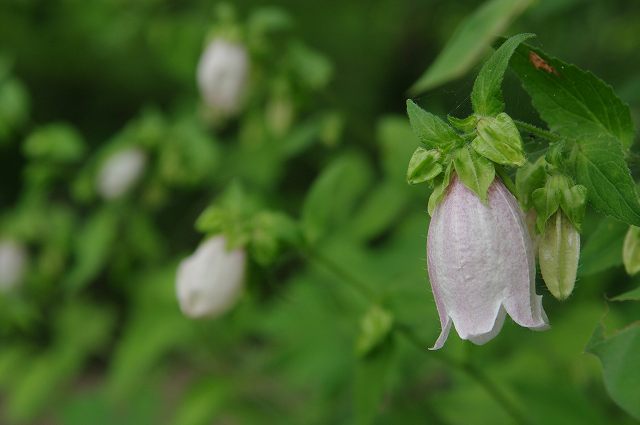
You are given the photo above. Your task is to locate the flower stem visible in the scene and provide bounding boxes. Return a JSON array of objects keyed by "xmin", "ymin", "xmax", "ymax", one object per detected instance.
[
  {"xmin": 514, "ymin": 120, "xmax": 563, "ymax": 143},
  {"xmin": 396, "ymin": 325, "xmax": 533, "ymax": 425},
  {"xmin": 301, "ymin": 246, "xmax": 378, "ymax": 303},
  {"xmin": 303, "ymin": 247, "xmax": 532, "ymax": 425}
]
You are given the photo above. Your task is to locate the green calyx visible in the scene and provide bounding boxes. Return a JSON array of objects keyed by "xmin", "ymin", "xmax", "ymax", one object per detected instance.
[
  {"xmin": 406, "ymin": 147, "xmax": 442, "ymax": 185},
  {"xmin": 471, "ymin": 113, "xmax": 525, "ymax": 166},
  {"xmin": 406, "ymin": 101, "xmax": 527, "ymax": 212},
  {"xmin": 195, "ymin": 183, "xmax": 301, "ymax": 265},
  {"xmin": 531, "ymin": 174, "xmax": 586, "ymax": 233}
]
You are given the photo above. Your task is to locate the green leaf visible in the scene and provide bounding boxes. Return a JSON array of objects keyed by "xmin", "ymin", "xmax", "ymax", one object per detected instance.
[
  {"xmin": 471, "ymin": 33, "xmax": 535, "ymax": 116},
  {"xmin": 406, "ymin": 100, "xmax": 462, "ymax": 150},
  {"xmin": 586, "ymin": 323, "xmax": 640, "ymax": 420},
  {"xmin": 65, "ymin": 208, "xmax": 119, "ymax": 292},
  {"xmin": 0, "ymin": 77, "xmax": 29, "ymax": 141},
  {"xmin": 351, "ymin": 182, "xmax": 410, "ymax": 241},
  {"xmin": 173, "ymin": 380, "xmax": 228, "ymax": 425},
  {"xmin": 376, "ymin": 116, "xmax": 419, "ymax": 180},
  {"xmin": 506, "ymin": 43, "xmax": 635, "ymax": 148},
  {"xmin": 354, "ymin": 339, "xmax": 395, "ymax": 425},
  {"xmin": 453, "ymin": 146, "xmax": 495, "ymax": 202},
  {"xmin": 428, "ymin": 162, "xmax": 453, "ymax": 216},
  {"xmin": 515, "ymin": 157, "xmax": 547, "ymax": 210},
  {"xmin": 356, "ymin": 305, "xmax": 394, "ymax": 357},
  {"xmin": 559, "ymin": 184, "xmax": 587, "ymax": 230},
  {"xmin": 471, "ymin": 113, "xmax": 526, "ymax": 166},
  {"xmin": 410, "ymin": 0, "xmax": 532, "ymax": 94},
  {"xmin": 23, "ymin": 124, "xmax": 85, "ymax": 163},
  {"xmin": 448, "ymin": 114, "xmax": 477, "ymax": 133},
  {"xmin": 532, "ymin": 178, "xmax": 562, "ymax": 232},
  {"xmin": 251, "ymin": 211, "xmax": 300, "ymax": 265},
  {"xmin": 574, "ymin": 136, "xmax": 640, "ymax": 226},
  {"xmin": 406, "ymin": 147, "xmax": 442, "ymax": 184},
  {"xmin": 579, "ymin": 217, "xmax": 627, "ymax": 277},
  {"xmin": 611, "ymin": 285, "xmax": 640, "ymax": 302},
  {"xmin": 302, "ymin": 154, "xmax": 373, "ymax": 243}
]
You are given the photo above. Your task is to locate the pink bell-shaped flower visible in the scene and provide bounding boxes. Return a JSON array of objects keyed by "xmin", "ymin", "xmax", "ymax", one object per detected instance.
[{"xmin": 427, "ymin": 176, "xmax": 549, "ymax": 349}]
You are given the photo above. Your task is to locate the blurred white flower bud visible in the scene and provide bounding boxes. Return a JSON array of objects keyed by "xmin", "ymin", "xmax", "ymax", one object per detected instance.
[
  {"xmin": 0, "ymin": 239, "xmax": 27, "ymax": 292},
  {"xmin": 176, "ymin": 235, "xmax": 246, "ymax": 318},
  {"xmin": 97, "ymin": 147, "xmax": 147, "ymax": 200},
  {"xmin": 197, "ymin": 39, "xmax": 249, "ymax": 115}
]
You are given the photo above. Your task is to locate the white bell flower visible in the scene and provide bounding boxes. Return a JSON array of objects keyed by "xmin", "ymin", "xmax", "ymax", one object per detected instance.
[
  {"xmin": 176, "ymin": 235, "xmax": 246, "ymax": 318},
  {"xmin": 97, "ymin": 147, "xmax": 146, "ymax": 200},
  {"xmin": 427, "ymin": 176, "xmax": 549, "ymax": 349},
  {"xmin": 197, "ymin": 38, "xmax": 249, "ymax": 116},
  {"xmin": 0, "ymin": 239, "xmax": 27, "ymax": 292}
]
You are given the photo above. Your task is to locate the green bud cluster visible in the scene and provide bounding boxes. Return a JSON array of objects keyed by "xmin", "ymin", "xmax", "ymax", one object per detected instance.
[
  {"xmin": 405, "ymin": 100, "xmax": 526, "ymax": 213},
  {"xmin": 516, "ymin": 159, "xmax": 587, "ymax": 300}
]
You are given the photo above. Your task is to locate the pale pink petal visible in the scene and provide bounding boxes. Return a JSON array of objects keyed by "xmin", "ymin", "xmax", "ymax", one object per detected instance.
[{"xmin": 426, "ymin": 176, "xmax": 549, "ymax": 348}]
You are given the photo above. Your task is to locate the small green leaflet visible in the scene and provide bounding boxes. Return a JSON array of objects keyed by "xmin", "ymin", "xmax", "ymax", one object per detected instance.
[
  {"xmin": 471, "ymin": 33, "xmax": 535, "ymax": 116},
  {"xmin": 506, "ymin": 43, "xmax": 635, "ymax": 148},
  {"xmin": 406, "ymin": 100, "xmax": 462, "ymax": 150},
  {"xmin": 406, "ymin": 147, "xmax": 442, "ymax": 184},
  {"xmin": 532, "ymin": 184, "xmax": 561, "ymax": 232},
  {"xmin": 410, "ymin": 0, "xmax": 532, "ymax": 94},
  {"xmin": 428, "ymin": 162, "xmax": 453, "ymax": 215},
  {"xmin": 472, "ymin": 113, "xmax": 526, "ymax": 166},
  {"xmin": 610, "ymin": 285, "xmax": 640, "ymax": 301},
  {"xmin": 559, "ymin": 184, "xmax": 587, "ymax": 231},
  {"xmin": 574, "ymin": 137, "xmax": 640, "ymax": 226},
  {"xmin": 586, "ymin": 323, "xmax": 640, "ymax": 420},
  {"xmin": 453, "ymin": 146, "xmax": 495, "ymax": 202}
]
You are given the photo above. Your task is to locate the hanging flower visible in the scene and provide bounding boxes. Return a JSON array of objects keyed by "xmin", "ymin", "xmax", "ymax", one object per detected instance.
[
  {"xmin": 176, "ymin": 235, "xmax": 246, "ymax": 318},
  {"xmin": 427, "ymin": 176, "xmax": 549, "ymax": 349},
  {"xmin": 0, "ymin": 239, "xmax": 27, "ymax": 292},
  {"xmin": 96, "ymin": 147, "xmax": 147, "ymax": 200},
  {"xmin": 197, "ymin": 38, "xmax": 249, "ymax": 116}
]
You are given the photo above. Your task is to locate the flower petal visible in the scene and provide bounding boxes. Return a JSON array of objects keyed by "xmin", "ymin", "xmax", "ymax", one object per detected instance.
[{"xmin": 426, "ymin": 176, "xmax": 549, "ymax": 348}]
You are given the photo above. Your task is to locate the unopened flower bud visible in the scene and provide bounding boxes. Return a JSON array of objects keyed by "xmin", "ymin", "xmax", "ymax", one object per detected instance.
[
  {"xmin": 538, "ymin": 212, "xmax": 579, "ymax": 300},
  {"xmin": 427, "ymin": 176, "xmax": 548, "ymax": 349},
  {"xmin": 176, "ymin": 235, "xmax": 245, "ymax": 318},
  {"xmin": 197, "ymin": 38, "xmax": 249, "ymax": 116},
  {"xmin": 0, "ymin": 239, "xmax": 27, "ymax": 292},
  {"xmin": 623, "ymin": 226, "xmax": 640, "ymax": 276},
  {"xmin": 97, "ymin": 147, "xmax": 147, "ymax": 200}
]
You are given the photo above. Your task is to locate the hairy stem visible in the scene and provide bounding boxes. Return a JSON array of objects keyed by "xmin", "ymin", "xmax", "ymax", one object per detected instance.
[{"xmin": 515, "ymin": 120, "xmax": 563, "ymax": 143}]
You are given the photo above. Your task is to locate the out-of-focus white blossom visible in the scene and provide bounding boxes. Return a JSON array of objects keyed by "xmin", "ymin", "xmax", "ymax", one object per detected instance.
[
  {"xmin": 427, "ymin": 176, "xmax": 549, "ymax": 349},
  {"xmin": 197, "ymin": 39, "xmax": 249, "ymax": 115},
  {"xmin": 0, "ymin": 239, "xmax": 27, "ymax": 292},
  {"xmin": 176, "ymin": 235, "xmax": 246, "ymax": 318},
  {"xmin": 97, "ymin": 147, "xmax": 147, "ymax": 200}
]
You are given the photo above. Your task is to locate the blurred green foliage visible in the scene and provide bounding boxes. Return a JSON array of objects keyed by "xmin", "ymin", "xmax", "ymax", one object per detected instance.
[{"xmin": 1, "ymin": 0, "xmax": 640, "ymax": 424}]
